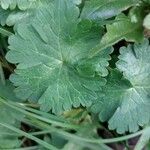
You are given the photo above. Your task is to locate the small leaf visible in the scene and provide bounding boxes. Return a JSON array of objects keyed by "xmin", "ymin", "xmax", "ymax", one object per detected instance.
[
  {"xmin": 0, "ymin": 1, "xmax": 49, "ymax": 26},
  {"xmin": 0, "ymin": 7, "xmax": 11, "ymax": 26},
  {"xmin": 0, "ymin": 80, "xmax": 20, "ymax": 101},
  {"xmin": 89, "ymin": 13, "xmax": 144, "ymax": 57},
  {"xmin": 81, "ymin": 0, "xmax": 140, "ymax": 21},
  {"xmin": 91, "ymin": 39, "xmax": 150, "ymax": 134}
]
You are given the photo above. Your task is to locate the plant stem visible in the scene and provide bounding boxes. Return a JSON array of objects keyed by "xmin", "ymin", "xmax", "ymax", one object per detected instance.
[
  {"xmin": 0, "ymin": 98, "xmax": 146, "ymax": 145},
  {"xmin": 0, "ymin": 130, "xmax": 54, "ymax": 137},
  {"xmin": 13, "ymin": 146, "xmax": 40, "ymax": 150},
  {"xmin": 0, "ymin": 122, "xmax": 58, "ymax": 150},
  {"xmin": 15, "ymin": 102, "xmax": 66, "ymax": 122},
  {"xmin": 0, "ymin": 62, "xmax": 5, "ymax": 85},
  {"xmin": 25, "ymin": 116, "xmax": 145, "ymax": 145},
  {"xmin": 0, "ymin": 98, "xmax": 80, "ymax": 130}
]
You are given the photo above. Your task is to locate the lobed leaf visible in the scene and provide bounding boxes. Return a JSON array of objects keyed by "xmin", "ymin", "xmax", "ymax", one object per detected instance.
[
  {"xmin": 76, "ymin": 47, "xmax": 113, "ymax": 77},
  {"xmin": 0, "ymin": 1, "xmax": 49, "ymax": 26},
  {"xmin": 91, "ymin": 39, "xmax": 150, "ymax": 133},
  {"xmin": 0, "ymin": 0, "xmax": 38, "ymax": 10},
  {"xmin": 6, "ymin": 0, "xmax": 109, "ymax": 114}
]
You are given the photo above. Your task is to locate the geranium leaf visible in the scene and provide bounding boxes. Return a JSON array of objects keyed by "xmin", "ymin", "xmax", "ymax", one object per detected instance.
[
  {"xmin": 0, "ymin": 0, "xmax": 37, "ymax": 10},
  {"xmin": 91, "ymin": 39, "xmax": 150, "ymax": 133},
  {"xmin": 6, "ymin": 0, "xmax": 107, "ymax": 114},
  {"xmin": 0, "ymin": 1, "xmax": 50, "ymax": 26},
  {"xmin": 76, "ymin": 47, "xmax": 113, "ymax": 77}
]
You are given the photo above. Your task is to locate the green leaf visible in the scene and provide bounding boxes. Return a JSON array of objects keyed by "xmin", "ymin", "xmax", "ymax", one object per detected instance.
[
  {"xmin": 0, "ymin": 1, "xmax": 49, "ymax": 26},
  {"xmin": 3, "ymin": 9, "xmax": 34, "ymax": 26},
  {"xmin": 0, "ymin": 0, "xmax": 38, "ymax": 10},
  {"xmin": 129, "ymin": 3, "xmax": 147, "ymax": 23},
  {"xmin": 44, "ymin": 134, "xmax": 67, "ymax": 149},
  {"xmin": 89, "ymin": 13, "xmax": 144, "ymax": 57},
  {"xmin": 0, "ymin": 6, "xmax": 31, "ymax": 26},
  {"xmin": 0, "ymin": 7, "xmax": 11, "ymax": 26},
  {"xmin": 76, "ymin": 47, "xmax": 113, "ymax": 77},
  {"xmin": 81, "ymin": 0, "xmax": 139, "ymax": 21},
  {"xmin": 117, "ymin": 39, "xmax": 150, "ymax": 94},
  {"xmin": 0, "ymin": 78, "xmax": 25, "ymax": 149},
  {"xmin": 91, "ymin": 39, "xmax": 150, "ymax": 134},
  {"xmin": 0, "ymin": 80, "xmax": 20, "ymax": 101},
  {"xmin": 72, "ymin": 0, "xmax": 82, "ymax": 5},
  {"xmin": 111, "ymin": 40, "xmax": 150, "ymax": 133},
  {"xmin": 0, "ymin": 103, "xmax": 21, "ymax": 149},
  {"xmin": 0, "ymin": 81, "xmax": 23, "ymax": 148},
  {"xmin": 6, "ymin": 0, "xmax": 107, "ymax": 114}
]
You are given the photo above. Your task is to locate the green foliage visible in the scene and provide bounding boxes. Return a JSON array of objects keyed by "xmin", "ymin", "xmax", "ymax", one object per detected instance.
[
  {"xmin": 0, "ymin": 7, "xmax": 11, "ymax": 26},
  {"xmin": 6, "ymin": 0, "xmax": 108, "ymax": 114},
  {"xmin": 0, "ymin": 0, "xmax": 37, "ymax": 10},
  {"xmin": 0, "ymin": 103, "xmax": 21, "ymax": 149},
  {"xmin": 0, "ymin": 0, "xmax": 150, "ymax": 149},
  {"xmin": 0, "ymin": 81, "xmax": 23, "ymax": 148},
  {"xmin": 81, "ymin": 0, "xmax": 140, "ymax": 21},
  {"xmin": 0, "ymin": 1, "xmax": 50, "ymax": 26},
  {"xmin": 0, "ymin": 80, "xmax": 19, "ymax": 101},
  {"xmin": 89, "ymin": 12, "xmax": 144, "ymax": 57},
  {"xmin": 77, "ymin": 47, "xmax": 113, "ymax": 77},
  {"xmin": 0, "ymin": 7, "xmax": 33, "ymax": 26},
  {"xmin": 92, "ymin": 40, "xmax": 150, "ymax": 133}
]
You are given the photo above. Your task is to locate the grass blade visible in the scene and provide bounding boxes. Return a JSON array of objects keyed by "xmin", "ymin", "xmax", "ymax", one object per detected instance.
[{"xmin": 0, "ymin": 122, "xmax": 58, "ymax": 150}]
